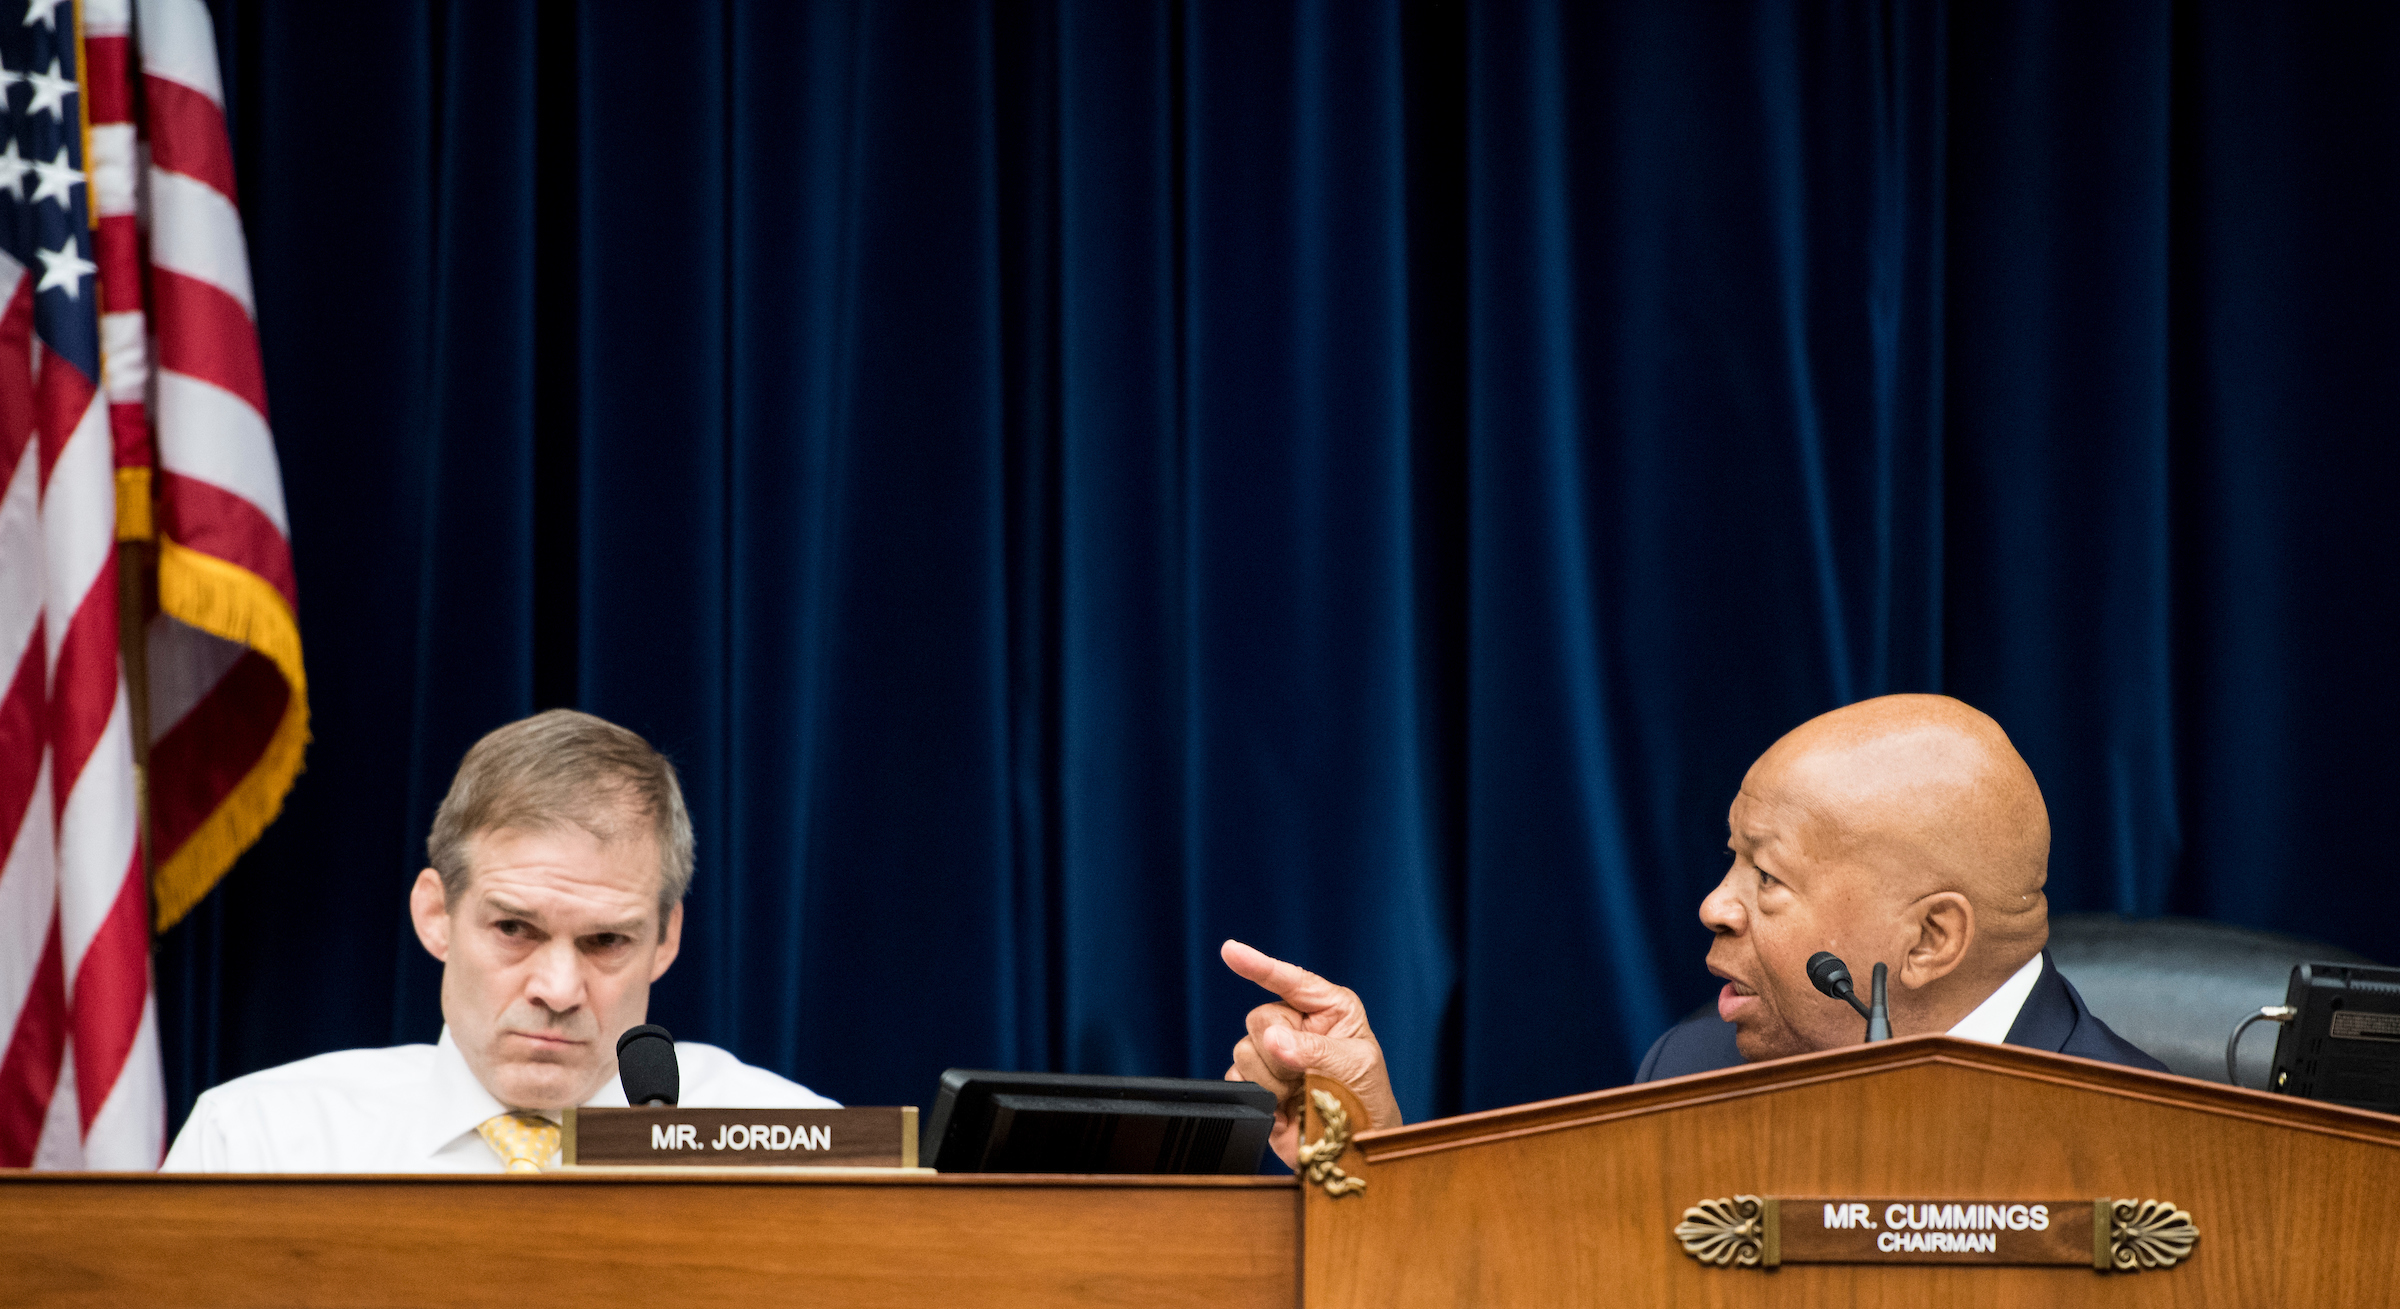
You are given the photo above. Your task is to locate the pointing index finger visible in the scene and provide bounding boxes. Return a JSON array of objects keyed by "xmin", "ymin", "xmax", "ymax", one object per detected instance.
[{"xmin": 1221, "ymin": 938, "xmax": 1348, "ymax": 1013}]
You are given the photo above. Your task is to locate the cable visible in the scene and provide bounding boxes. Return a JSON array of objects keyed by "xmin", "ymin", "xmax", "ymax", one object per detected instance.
[{"xmin": 2225, "ymin": 1005, "xmax": 2297, "ymax": 1088}]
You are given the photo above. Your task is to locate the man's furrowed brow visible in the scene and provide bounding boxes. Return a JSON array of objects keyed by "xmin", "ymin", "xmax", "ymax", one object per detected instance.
[
  {"xmin": 482, "ymin": 895, "xmax": 646, "ymax": 938},
  {"xmin": 481, "ymin": 895, "xmax": 542, "ymax": 923}
]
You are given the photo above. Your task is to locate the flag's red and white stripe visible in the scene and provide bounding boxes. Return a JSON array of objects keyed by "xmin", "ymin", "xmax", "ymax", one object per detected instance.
[
  {"xmin": 0, "ymin": 182, "xmax": 162, "ymax": 1171},
  {"xmin": 0, "ymin": 0, "xmax": 301, "ymax": 1170},
  {"xmin": 87, "ymin": 0, "xmax": 155, "ymax": 493},
  {"xmin": 129, "ymin": 0, "xmax": 308, "ymax": 939}
]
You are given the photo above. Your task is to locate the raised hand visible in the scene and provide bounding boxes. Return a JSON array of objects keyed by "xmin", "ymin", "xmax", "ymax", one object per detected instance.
[{"xmin": 1220, "ymin": 938, "xmax": 1403, "ymax": 1169}]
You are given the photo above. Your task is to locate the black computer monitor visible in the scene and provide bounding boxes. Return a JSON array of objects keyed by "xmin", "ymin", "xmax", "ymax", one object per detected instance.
[
  {"xmin": 922, "ymin": 1069, "xmax": 1278, "ymax": 1175},
  {"xmin": 2269, "ymin": 962, "xmax": 2400, "ymax": 1115}
]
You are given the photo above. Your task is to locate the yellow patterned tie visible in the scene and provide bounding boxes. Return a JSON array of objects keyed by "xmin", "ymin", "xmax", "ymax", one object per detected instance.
[{"xmin": 477, "ymin": 1112, "xmax": 560, "ymax": 1173}]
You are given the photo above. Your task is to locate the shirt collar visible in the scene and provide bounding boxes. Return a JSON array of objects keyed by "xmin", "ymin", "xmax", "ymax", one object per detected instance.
[
  {"xmin": 1947, "ymin": 952, "xmax": 2045, "ymax": 1044},
  {"xmin": 412, "ymin": 1027, "xmax": 517, "ymax": 1160},
  {"xmin": 410, "ymin": 1027, "xmax": 635, "ymax": 1159}
]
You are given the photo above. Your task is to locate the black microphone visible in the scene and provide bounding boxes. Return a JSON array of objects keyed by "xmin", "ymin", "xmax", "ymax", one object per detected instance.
[
  {"xmin": 617, "ymin": 1024, "xmax": 681, "ymax": 1106},
  {"xmin": 1808, "ymin": 952, "xmax": 1894, "ymax": 1042},
  {"xmin": 1807, "ymin": 952, "xmax": 1873, "ymax": 1019}
]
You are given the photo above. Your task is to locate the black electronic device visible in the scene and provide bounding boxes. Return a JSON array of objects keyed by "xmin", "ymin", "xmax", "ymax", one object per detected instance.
[
  {"xmin": 922, "ymin": 1069, "xmax": 1276, "ymax": 1175},
  {"xmin": 2266, "ymin": 963, "xmax": 2400, "ymax": 1115},
  {"xmin": 616, "ymin": 1023, "xmax": 680, "ymax": 1106}
]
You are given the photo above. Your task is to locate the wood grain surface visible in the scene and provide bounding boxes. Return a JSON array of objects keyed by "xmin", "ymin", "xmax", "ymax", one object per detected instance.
[
  {"xmin": 1303, "ymin": 1035, "xmax": 2400, "ymax": 1308},
  {"xmin": 0, "ymin": 1171, "xmax": 1300, "ymax": 1309}
]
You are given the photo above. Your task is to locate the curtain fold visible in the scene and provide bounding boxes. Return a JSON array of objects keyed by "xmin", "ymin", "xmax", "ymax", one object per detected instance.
[{"xmin": 158, "ymin": 0, "xmax": 2398, "ymax": 1132}]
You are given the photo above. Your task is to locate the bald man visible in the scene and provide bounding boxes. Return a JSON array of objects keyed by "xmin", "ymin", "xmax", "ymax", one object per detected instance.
[{"xmin": 1223, "ymin": 694, "xmax": 2164, "ymax": 1167}]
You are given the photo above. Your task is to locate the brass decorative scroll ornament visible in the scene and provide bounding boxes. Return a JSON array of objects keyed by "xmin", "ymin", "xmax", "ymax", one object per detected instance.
[
  {"xmin": 1675, "ymin": 1195, "xmax": 1775, "ymax": 1267},
  {"xmin": 2101, "ymin": 1198, "xmax": 2199, "ymax": 1271},
  {"xmin": 1298, "ymin": 1088, "xmax": 1367, "ymax": 1198}
]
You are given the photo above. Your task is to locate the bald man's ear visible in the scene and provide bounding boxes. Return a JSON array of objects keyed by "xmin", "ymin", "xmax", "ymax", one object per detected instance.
[
  {"xmin": 409, "ymin": 869, "xmax": 453, "ymax": 963},
  {"xmin": 1897, "ymin": 891, "xmax": 1974, "ymax": 991}
]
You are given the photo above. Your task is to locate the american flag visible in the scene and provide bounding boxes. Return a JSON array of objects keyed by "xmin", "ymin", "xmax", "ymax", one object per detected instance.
[{"xmin": 0, "ymin": 0, "xmax": 302, "ymax": 1169}]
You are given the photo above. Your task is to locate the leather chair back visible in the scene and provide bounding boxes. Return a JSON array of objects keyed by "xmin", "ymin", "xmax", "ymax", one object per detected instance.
[{"xmin": 2048, "ymin": 914, "xmax": 2380, "ymax": 1087}]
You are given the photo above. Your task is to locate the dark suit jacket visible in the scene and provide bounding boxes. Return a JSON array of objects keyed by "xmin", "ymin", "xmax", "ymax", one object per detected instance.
[{"xmin": 1634, "ymin": 950, "xmax": 2168, "ymax": 1083}]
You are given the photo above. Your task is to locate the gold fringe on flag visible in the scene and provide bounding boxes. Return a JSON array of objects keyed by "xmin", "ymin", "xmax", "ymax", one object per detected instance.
[{"xmin": 150, "ymin": 536, "xmax": 310, "ymax": 931}]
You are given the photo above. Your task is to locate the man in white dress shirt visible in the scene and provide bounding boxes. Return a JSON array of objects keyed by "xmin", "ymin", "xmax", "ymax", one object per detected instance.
[{"xmin": 164, "ymin": 710, "xmax": 834, "ymax": 1173}]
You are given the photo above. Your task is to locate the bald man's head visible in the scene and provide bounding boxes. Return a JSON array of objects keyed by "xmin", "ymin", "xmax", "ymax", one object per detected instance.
[
  {"xmin": 1701, "ymin": 695, "xmax": 2051, "ymax": 1061},
  {"xmin": 1753, "ymin": 695, "xmax": 2051, "ymax": 937}
]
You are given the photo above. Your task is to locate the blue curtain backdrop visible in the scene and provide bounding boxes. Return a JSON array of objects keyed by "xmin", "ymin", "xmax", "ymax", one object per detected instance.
[{"xmin": 155, "ymin": 0, "xmax": 2398, "ymax": 1135}]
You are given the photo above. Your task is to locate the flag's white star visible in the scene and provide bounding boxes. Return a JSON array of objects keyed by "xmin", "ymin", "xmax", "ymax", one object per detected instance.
[
  {"xmin": 23, "ymin": 0, "xmax": 68, "ymax": 30},
  {"xmin": 28, "ymin": 145, "xmax": 78, "ymax": 208},
  {"xmin": 0, "ymin": 140, "xmax": 29, "ymax": 201},
  {"xmin": 0, "ymin": 53, "xmax": 22, "ymax": 106},
  {"xmin": 24, "ymin": 59, "xmax": 74, "ymax": 121},
  {"xmin": 36, "ymin": 237, "xmax": 93, "ymax": 299}
]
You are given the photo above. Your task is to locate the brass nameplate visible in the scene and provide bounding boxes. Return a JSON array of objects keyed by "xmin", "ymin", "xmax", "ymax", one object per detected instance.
[
  {"xmin": 1675, "ymin": 1195, "xmax": 2196, "ymax": 1271},
  {"xmin": 565, "ymin": 1106, "xmax": 918, "ymax": 1168}
]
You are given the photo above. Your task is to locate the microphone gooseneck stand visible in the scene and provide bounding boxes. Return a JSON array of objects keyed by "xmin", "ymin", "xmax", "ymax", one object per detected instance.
[{"xmin": 1806, "ymin": 951, "xmax": 1892, "ymax": 1043}]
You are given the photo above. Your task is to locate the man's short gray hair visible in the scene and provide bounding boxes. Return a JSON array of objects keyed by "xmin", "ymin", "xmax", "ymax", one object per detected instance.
[{"xmin": 426, "ymin": 710, "xmax": 694, "ymax": 933}]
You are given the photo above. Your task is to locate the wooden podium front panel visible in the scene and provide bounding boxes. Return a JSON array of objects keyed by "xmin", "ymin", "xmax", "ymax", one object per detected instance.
[
  {"xmin": 0, "ymin": 1172, "xmax": 1298, "ymax": 1309},
  {"xmin": 1303, "ymin": 1037, "xmax": 2400, "ymax": 1308}
]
